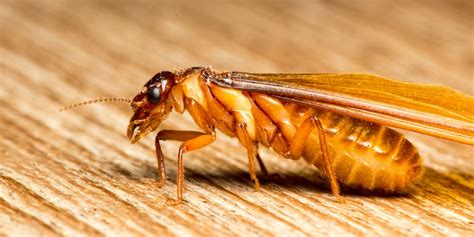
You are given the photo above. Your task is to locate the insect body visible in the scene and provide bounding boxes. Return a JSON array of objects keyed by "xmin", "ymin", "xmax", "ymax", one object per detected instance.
[
  {"xmin": 124, "ymin": 67, "xmax": 473, "ymax": 204},
  {"xmin": 62, "ymin": 66, "xmax": 474, "ymax": 204}
]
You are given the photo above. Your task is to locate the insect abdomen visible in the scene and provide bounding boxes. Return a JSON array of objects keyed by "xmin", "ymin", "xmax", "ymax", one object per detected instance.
[
  {"xmin": 301, "ymin": 110, "xmax": 423, "ymax": 191},
  {"xmin": 200, "ymin": 79, "xmax": 422, "ymax": 191}
]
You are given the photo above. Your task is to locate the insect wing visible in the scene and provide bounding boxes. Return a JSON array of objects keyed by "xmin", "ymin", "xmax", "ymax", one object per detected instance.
[{"xmin": 211, "ymin": 72, "xmax": 474, "ymax": 145}]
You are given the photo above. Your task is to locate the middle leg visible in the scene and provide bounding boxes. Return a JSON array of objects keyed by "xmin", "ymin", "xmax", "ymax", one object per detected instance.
[{"xmin": 235, "ymin": 122, "xmax": 261, "ymax": 191}]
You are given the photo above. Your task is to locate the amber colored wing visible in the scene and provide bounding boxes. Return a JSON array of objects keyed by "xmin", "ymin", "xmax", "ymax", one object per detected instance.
[{"xmin": 210, "ymin": 72, "xmax": 474, "ymax": 145}]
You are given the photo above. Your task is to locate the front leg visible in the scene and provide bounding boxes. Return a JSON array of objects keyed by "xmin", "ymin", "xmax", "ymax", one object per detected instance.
[
  {"xmin": 154, "ymin": 130, "xmax": 208, "ymax": 188},
  {"xmin": 168, "ymin": 131, "xmax": 216, "ymax": 205},
  {"xmin": 155, "ymin": 130, "xmax": 215, "ymax": 204},
  {"xmin": 163, "ymin": 98, "xmax": 217, "ymax": 204}
]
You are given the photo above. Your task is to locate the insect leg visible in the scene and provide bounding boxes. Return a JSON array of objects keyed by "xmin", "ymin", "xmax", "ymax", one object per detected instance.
[
  {"xmin": 289, "ymin": 117, "xmax": 315, "ymax": 159},
  {"xmin": 154, "ymin": 134, "xmax": 166, "ymax": 188},
  {"xmin": 166, "ymin": 131, "xmax": 216, "ymax": 205},
  {"xmin": 312, "ymin": 116, "xmax": 343, "ymax": 201},
  {"xmin": 162, "ymin": 98, "xmax": 217, "ymax": 204},
  {"xmin": 289, "ymin": 116, "xmax": 342, "ymax": 201},
  {"xmin": 155, "ymin": 130, "xmax": 207, "ymax": 188},
  {"xmin": 236, "ymin": 122, "xmax": 261, "ymax": 191}
]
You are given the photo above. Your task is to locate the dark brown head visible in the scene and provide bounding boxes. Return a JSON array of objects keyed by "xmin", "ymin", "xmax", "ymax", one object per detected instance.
[{"xmin": 127, "ymin": 71, "xmax": 176, "ymax": 143}]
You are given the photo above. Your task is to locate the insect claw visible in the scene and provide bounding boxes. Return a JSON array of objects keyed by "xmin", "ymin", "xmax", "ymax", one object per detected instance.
[
  {"xmin": 165, "ymin": 198, "xmax": 183, "ymax": 206},
  {"xmin": 336, "ymin": 195, "xmax": 346, "ymax": 203},
  {"xmin": 252, "ymin": 178, "xmax": 261, "ymax": 191}
]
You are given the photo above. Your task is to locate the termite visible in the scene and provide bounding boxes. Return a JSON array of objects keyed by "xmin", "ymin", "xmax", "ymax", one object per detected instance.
[{"xmin": 61, "ymin": 66, "xmax": 474, "ymax": 204}]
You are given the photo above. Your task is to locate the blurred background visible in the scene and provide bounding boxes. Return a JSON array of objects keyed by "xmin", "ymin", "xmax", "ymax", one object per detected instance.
[
  {"xmin": 1, "ymin": 0, "xmax": 473, "ymax": 236},
  {"xmin": 2, "ymin": 1, "xmax": 473, "ymax": 90}
]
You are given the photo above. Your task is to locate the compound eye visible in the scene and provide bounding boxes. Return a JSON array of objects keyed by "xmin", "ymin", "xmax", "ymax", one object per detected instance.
[{"xmin": 147, "ymin": 86, "xmax": 161, "ymax": 104}]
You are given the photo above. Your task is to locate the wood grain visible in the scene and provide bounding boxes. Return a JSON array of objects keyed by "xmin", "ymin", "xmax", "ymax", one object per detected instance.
[{"xmin": 1, "ymin": 0, "xmax": 473, "ymax": 236}]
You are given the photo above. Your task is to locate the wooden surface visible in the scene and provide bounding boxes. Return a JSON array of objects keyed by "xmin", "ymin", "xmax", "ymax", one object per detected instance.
[{"xmin": 1, "ymin": 0, "xmax": 473, "ymax": 236}]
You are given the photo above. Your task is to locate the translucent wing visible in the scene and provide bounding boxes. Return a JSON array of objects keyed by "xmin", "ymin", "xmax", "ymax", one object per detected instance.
[{"xmin": 210, "ymin": 72, "xmax": 474, "ymax": 145}]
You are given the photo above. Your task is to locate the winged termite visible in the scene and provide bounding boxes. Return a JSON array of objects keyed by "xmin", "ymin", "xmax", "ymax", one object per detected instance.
[{"xmin": 61, "ymin": 66, "xmax": 474, "ymax": 204}]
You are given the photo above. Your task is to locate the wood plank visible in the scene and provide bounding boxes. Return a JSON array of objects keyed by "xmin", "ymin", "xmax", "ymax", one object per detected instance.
[{"xmin": 1, "ymin": 0, "xmax": 473, "ymax": 236}]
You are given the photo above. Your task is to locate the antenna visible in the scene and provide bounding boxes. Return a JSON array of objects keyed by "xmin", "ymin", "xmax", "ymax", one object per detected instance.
[{"xmin": 59, "ymin": 97, "xmax": 131, "ymax": 112}]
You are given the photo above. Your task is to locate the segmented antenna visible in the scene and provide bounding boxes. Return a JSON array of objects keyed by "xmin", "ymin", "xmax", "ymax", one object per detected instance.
[{"xmin": 59, "ymin": 97, "xmax": 132, "ymax": 112}]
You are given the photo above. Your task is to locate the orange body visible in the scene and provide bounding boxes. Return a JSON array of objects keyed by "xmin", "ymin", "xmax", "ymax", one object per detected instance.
[
  {"xmin": 171, "ymin": 69, "xmax": 422, "ymax": 191},
  {"xmin": 120, "ymin": 66, "xmax": 474, "ymax": 204},
  {"xmin": 65, "ymin": 66, "xmax": 472, "ymax": 204}
]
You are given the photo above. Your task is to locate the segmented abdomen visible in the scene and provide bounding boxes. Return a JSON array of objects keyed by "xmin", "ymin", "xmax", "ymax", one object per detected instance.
[
  {"xmin": 295, "ymin": 109, "xmax": 423, "ymax": 191},
  {"xmin": 203, "ymin": 81, "xmax": 422, "ymax": 191}
]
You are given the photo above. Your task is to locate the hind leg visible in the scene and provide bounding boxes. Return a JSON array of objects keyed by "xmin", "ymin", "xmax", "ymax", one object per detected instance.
[{"xmin": 289, "ymin": 115, "xmax": 342, "ymax": 201}]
